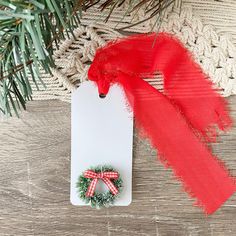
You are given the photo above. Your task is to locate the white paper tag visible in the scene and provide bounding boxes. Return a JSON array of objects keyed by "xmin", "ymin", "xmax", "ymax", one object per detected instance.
[{"xmin": 70, "ymin": 81, "xmax": 133, "ymax": 206}]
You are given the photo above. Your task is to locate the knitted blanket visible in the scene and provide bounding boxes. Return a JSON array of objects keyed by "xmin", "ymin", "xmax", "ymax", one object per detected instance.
[{"xmin": 32, "ymin": 0, "xmax": 236, "ymax": 102}]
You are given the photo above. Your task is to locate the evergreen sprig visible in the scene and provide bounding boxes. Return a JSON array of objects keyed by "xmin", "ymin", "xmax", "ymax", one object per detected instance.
[
  {"xmin": 77, "ymin": 165, "xmax": 123, "ymax": 208},
  {"xmin": 0, "ymin": 0, "xmax": 81, "ymax": 116}
]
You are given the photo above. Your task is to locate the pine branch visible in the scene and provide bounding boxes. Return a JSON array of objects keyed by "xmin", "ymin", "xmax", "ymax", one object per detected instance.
[{"xmin": 0, "ymin": 0, "xmax": 81, "ymax": 116}]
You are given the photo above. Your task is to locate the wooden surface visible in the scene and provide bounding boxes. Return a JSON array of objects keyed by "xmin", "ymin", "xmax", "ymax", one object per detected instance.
[{"xmin": 0, "ymin": 97, "xmax": 236, "ymax": 236}]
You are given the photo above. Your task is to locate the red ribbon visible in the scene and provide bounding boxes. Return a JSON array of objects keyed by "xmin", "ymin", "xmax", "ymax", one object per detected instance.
[
  {"xmin": 88, "ymin": 32, "xmax": 236, "ymax": 214},
  {"xmin": 84, "ymin": 170, "xmax": 119, "ymax": 197}
]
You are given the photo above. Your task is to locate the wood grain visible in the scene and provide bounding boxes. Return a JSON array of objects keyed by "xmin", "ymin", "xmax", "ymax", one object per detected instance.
[{"xmin": 0, "ymin": 97, "xmax": 236, "ymax": 236}]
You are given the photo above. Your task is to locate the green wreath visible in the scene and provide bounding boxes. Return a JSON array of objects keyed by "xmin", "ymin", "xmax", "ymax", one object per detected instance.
[{"xmin": 76, "ymin": 165, "xmax": 123, "ymax": 208}]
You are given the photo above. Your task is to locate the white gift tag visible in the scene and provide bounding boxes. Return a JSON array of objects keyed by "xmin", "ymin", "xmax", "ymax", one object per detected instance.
[{"xmin": 70, "ymin": 81, "xmax": 133, "ymax": 206}]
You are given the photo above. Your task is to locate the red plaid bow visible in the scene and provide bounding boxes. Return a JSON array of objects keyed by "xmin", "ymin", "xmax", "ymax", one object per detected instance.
[{"xmin": 84, "ymin": 170, "xmax": 119, "ymax": 197}]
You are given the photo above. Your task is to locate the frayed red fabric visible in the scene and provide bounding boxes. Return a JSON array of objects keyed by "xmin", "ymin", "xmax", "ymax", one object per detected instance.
[{"xmin": 88, "ymin": 32, "xmax": 236, "ymax": 214}]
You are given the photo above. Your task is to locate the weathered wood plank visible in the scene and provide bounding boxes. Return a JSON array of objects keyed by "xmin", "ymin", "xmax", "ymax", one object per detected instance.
[{"xmin": 0, "ymin": 97, "xmax": 235, "ymax": 236}]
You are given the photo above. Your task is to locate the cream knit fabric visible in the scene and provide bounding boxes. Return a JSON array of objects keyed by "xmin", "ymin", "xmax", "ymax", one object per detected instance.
[{"xmin": 32, "ymin": 0, "xmax": 236, "ymax": 102}]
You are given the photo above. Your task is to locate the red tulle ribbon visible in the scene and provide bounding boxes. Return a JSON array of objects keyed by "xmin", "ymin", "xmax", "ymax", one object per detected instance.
[
  {"xmin": 84, "ymin": 170, "xmax": 119, "ymax": 197},
  {"xmin": 88, "ymin": 32, "xmax": 236, "ymax": 214}
]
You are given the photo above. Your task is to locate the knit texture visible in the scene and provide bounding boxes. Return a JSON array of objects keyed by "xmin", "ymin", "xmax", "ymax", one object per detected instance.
[{"xmin": 32, "ymin": 0, "xmax": 236, "ymax": 102}]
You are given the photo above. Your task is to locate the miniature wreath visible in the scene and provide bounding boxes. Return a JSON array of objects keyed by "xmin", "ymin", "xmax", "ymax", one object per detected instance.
[{"xmin": 76, "ymin": 165, "xmax": 123, "ymax": 208}]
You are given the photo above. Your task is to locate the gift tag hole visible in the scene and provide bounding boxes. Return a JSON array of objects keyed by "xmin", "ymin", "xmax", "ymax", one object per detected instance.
[{"xmin": 99, "ymin": 93, "xmax": 106, "ymax": 99}]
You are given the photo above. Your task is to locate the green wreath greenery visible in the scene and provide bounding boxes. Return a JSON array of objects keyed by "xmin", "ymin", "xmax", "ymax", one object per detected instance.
[{"xmin": 76, "ymin": 165, "xmax": 123, "ymax": 208}]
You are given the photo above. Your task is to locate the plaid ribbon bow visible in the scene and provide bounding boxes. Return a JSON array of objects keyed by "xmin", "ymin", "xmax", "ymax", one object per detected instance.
[{"xmin": 84, "ymin": 170, "xmax": 119, "ymax": 197}]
